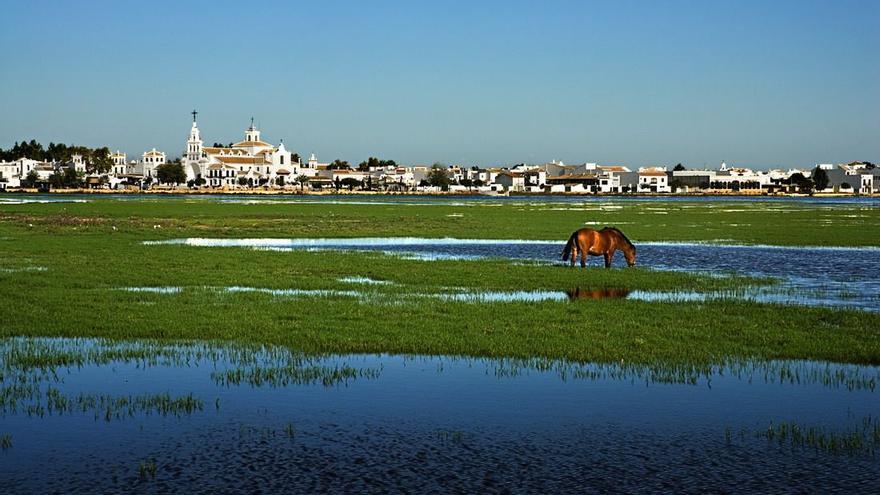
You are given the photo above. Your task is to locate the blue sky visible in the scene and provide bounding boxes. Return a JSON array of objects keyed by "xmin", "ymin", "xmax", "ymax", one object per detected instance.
[{"xmin": 1, "ymin": 0, "xmax": 877, "ymax": 168}]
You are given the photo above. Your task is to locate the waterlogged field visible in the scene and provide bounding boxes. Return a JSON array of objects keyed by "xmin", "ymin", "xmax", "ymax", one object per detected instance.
[
  {"xmin": 2, "ymin": 338, "xmax": 880, "ymax": 492},
  {"xmin": 1, "ymin": 194, "xmax": 879, "ymax": 492}
]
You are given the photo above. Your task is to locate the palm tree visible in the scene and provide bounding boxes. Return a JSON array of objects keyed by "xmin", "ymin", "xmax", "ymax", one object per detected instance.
[{"xmin": 295, "ymin": 174, "xmax": 309, "ymax": 191}]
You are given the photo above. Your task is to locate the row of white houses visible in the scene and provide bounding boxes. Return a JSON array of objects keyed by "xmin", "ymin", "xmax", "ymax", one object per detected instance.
[{"xmin": 2, "ymin": 116, "xmax": 877, "ymax": 194}]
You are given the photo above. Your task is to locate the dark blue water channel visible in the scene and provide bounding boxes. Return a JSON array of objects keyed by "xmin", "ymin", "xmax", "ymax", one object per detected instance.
[
  {"xmin": 149, "ymin": 237, "xmax": 880, "ymax": 312},
  {"xmin": 1, "ymin": 338, "xmax": 879, "ymax": 493}
]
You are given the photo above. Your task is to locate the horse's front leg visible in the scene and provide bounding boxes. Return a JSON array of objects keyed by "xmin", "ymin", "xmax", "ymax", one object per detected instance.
[{"xmin": 604, "ymin": 250, "xmax": 613, "ymax": 269}]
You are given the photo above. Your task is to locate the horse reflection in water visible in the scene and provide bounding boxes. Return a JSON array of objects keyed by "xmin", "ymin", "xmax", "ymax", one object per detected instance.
[
  {"xmin": 565, "ymin": 287, "xmax": 631, "ymax": 300},
  {"xmin": 561, "ymin": 227, "xmax": 637, "ymax": 268}
]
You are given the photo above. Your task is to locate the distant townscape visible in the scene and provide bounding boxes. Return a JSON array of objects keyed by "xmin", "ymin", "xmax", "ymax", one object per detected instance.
[{"xmin": 1, "ymin": 114, "xmax": 877, "ymax": 195}]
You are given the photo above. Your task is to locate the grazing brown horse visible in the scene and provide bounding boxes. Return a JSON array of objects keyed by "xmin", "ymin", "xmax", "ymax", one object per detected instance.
[{"xmin": 561, "ymin": 227, "xmax": 636, "ymax": 268}]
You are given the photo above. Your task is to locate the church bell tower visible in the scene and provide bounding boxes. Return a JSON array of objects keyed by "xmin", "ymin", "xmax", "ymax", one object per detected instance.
[
  {"xmin": 187, "ymin": 109, "xmax": 203, "ymax": 161},
  {"xmin": 245, "ymin": 117, "xmax": 261, "ymax": 142}
]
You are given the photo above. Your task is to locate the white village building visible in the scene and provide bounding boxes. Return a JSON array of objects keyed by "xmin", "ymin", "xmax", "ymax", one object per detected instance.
[
  {"xmin": 132, "ymin": 149, "xmax": 166, "ymax": 179},
  {"xmin": 182, "ymin": 113, "xmax": 297, "ymax": 187}
]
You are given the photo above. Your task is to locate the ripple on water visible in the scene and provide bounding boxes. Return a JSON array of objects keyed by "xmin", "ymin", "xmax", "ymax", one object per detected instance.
[
  {"xmin": 1, "ymin": 337, "xmax": 878, "ymax": 492},
  {"xmin": 141, "ymin": 237, "xmax": 880, "ymax": 311}
]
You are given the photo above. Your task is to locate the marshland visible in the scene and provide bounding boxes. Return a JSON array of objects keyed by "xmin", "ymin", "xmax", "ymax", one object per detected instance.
[{"xmin": 1, "ymin": 194, "xmax": 879, "ymax": 492}]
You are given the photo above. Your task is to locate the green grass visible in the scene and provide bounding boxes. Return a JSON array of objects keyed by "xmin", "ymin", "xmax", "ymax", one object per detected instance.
[
  {"xmin": 755, "ymin": 417, "xmax": 880, "ymax": 457},
  {"xmin": 1, "ymin": 195, "xmax": 878, "ymax": 245},
  {"xmin": 138, "ymin": 459, "xmax": 157, "ymax": 480},
  {"xmin": 0, "ymin": 196, "xmax": 879, "ymax": 366}
]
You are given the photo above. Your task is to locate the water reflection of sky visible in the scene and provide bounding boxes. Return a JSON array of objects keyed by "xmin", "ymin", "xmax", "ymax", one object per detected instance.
[
  {"xmin": 146, "ymin": 237, "xmax": 880, "ymax": 311},
  {"xmin": 1, "ymin": 339, "xmax": 878, "ymax": 492}
]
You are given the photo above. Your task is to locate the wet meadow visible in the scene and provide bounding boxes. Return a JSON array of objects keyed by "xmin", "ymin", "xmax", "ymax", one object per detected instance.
[{"xmin": 1, "ymin": 194, "xmax": 879, "ymax": 492}]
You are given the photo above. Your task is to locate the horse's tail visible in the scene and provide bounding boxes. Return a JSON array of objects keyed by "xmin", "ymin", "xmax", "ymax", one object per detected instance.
[{"xmin": 561, "ymin": 232, "xmax": 577, "ymax": 261}]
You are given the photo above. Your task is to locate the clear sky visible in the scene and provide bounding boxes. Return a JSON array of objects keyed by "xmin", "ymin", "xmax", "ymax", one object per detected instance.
[{"xmin": 1, "ymin": 0, "xmax": 877, "ymax": 169}]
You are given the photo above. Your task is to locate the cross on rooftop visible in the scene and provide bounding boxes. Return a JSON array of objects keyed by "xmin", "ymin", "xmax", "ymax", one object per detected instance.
[{"xmin": 191, "ymin": 109, "xmax": 198, "ymax": 122}]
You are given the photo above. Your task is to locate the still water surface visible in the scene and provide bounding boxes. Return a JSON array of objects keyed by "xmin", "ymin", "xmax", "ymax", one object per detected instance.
[
  {"xmin": 148, "ymin": 237, "xmax": 880, "ymax": 311},
  {"xmin": 1, "ymin": 338, "xmax": 878, "ymax": 493}
]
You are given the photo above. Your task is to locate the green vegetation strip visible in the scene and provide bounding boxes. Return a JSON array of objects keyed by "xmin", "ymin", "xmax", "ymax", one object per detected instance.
[
  {"xmin": 0, "ymin": 198, "xmax": 878, "ymax": 365},
  {"xmin": 1, "ymin": 196, "xmax": 879, "ymax": 245}
]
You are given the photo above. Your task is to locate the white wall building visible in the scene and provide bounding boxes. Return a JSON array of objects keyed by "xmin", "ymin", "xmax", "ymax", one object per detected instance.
[
  {"xmin": 181, "ymin": 114, "xmax": 296, "ymax": 187},
  {"xmin": 133, "ymin": 149, "xmax": 166, "ymax": 179},
  {"xmin": 71, "ymin": 154, "xmax": 87, "ymax": 173},
  {"xmin": 637, "ymin": 167, "xmax": 670, "ymax": 193},
  {"xmin": 110, "ymin": 151, "xmax": 127, "ymax": 176}
]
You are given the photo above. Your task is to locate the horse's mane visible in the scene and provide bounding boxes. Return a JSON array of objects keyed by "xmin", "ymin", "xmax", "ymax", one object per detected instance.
[{"xmin": 602, "ymin": 226, "xmax": 635, "ymax": 249}]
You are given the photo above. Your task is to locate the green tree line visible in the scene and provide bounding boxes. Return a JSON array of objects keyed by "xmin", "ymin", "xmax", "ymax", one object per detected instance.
[{"xmin": 0, "ymin": 139, "xmax": 113, "ymax": 173}]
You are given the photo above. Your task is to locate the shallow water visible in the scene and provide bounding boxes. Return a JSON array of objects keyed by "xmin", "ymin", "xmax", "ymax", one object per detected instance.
[
  {"xmin": 146, "ymin": 237, "xmax": 880, "ymax": 311},
  {"xmin": 0, "ymin": 197, "xmax": 89, "ymax": 205},
  {"xmin": 1, "ymin": 338, "xmax": 878, "ymax": 493}
]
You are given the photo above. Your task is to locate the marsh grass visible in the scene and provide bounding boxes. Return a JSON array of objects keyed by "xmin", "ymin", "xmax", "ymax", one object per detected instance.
[
  {"xmin": 436, "ymin": 429, "xmax": 465, "ymax": 444},
  {"xmin": 212, "ymin": 364, "xmax": 380, "ymax": 388},
  {"xmin": 0, "ymin": 433, "xmax": 11, "ymax": 450},
  {"xmin": 1, "ymin": 196, "xmax": 878, "ymax": 246},
  {"xmin": 138, "ymin": 459, "xmax": 157, "ymax": 479},
  {"xmin": 0, "ymin": 338, "xmax": 382, "ymax": 419},
  {"xmin": 0, "ymin": 198, "xmax": 878, "ymax": 365},
  {"xmin": 756, "ymin": 417, "xmax": 880, "ymax": 457},
  {"xmin": 4, "ymin": 338, "xmax": 878, "ymax": 397},
  {"xmin": 282, "ymin": 422, "xmax": 296, "ymax": 438},
  {"xmin": 26, "ymin": 388, "xmax": 204, "ymax": 420}
]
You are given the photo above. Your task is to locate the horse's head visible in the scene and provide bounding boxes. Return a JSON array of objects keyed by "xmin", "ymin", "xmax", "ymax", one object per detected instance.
[{"xmin": 624, "ymin": 246, "xmax": 636, "ymax": 267}]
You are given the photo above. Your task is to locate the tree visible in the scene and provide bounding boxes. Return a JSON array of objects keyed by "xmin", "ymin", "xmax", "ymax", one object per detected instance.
[
  {"xmin": 237, "ymin": 177, "xmax": 249, "ymax": 187},
  {"xmin": 156, "ymin": 163, "xmax": 186, "ymax": 185},
  {"xmin": 357, "ymin": 157, "xmax": 378, "ymax": 171},
  {"xmin": 291, "ymin": 153, "xmax": 301, "ymax": 164},
  {"xmin": 275, "ymin": 176, "xmax": 285, "ymax": 186},
  {"xmin": 427, "ymin": 165, "xmax": 450, "ymax": 190},
  {"xmin": 812, "ymin": 166, "xmax": 830, "ymax": 192},
  {"xmin": 328, "ymin": 159, "xmax": 350, "ymax": 170},
  {"xmin": 46, "ymin": 168, "xmax": 83, "ymax": 189},
  {"xmin": 48, "ymin": 172, "xmax": 64, "ymax": 189},
  {"xmin": 340, "ymin": 177, "xmax": 361, "ymax": 190},
  {"xmin": 673, "ymin": 163, "xmax": 686, "ymax": 171},
  {"xmin": 23, "ymin": 170, "xmax": 39, "ymax": 188},
  {"xmin": 357, "ymin": 157, "xmax": 397, "ymax": 171},
  {"xmin": 62, "ymin": 168, "xmax": 83, "ymax": 188},
  {"xmin": 334, "ymin": 177, "xmax": 341, "ymax": 191},
  {"xmin": 89, "ymin": 147, "xmax": 113, "ymax": 173},
  {"xmin": 788, "ymin": 173, "xmax": 813, "ymax": 194},
  {"xmin": 295, "ymin": 174, "xmax": 309, "ymax": 191}
]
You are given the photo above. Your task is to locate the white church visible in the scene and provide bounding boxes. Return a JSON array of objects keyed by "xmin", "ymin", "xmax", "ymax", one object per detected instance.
[{"xmin": 182, "ymin": 112, "xmax": 306, "ymax": 187}]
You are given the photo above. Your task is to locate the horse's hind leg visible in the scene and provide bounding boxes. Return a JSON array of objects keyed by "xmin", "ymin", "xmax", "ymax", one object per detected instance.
[
  {"xmin": 569, "ymin": 247, "xmax": 577, "ymax": 267},
  {"xmin": 580, "ymin": 250, "xmax": 587, "ymax": 268}
]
